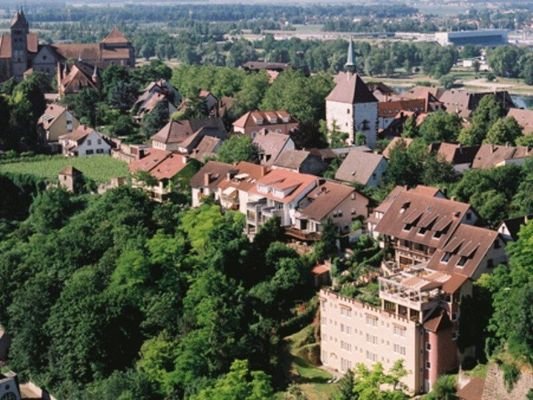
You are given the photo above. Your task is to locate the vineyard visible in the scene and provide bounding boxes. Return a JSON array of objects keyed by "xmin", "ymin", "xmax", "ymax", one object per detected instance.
[{"xmin": 0, "ymin": 155, "xmax": 129, "ymax": 183}]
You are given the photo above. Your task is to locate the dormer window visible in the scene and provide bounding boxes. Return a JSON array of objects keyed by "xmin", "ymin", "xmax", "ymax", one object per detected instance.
[
  {"xmin": 403, "ymin": 223, "xmax": 412, "ymax": 231},
  {"xmin": 440, "ymin": 252, "xmax": 452, "ymax": 263},
  {"xmin": 457, "ymin": 256, "xmax": 468, "ymax": 267}
]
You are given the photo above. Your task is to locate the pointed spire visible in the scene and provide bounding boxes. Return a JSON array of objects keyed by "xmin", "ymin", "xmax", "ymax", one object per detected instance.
[
  {"xmin": 11, "ymin": 8, "xmax": 29, "ymax": 30},
  {"xmin": 345, "ymin": 37, "xmax": 356, "ymax": 74}
]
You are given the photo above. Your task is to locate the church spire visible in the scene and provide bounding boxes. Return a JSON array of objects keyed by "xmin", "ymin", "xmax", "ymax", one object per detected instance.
[{"xmin": 345, "ymin": 37, "xmax": 356, "ymax": 74}]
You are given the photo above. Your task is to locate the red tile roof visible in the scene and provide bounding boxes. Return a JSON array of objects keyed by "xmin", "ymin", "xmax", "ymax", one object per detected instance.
[
  {"xmin": 326, "ymin": 72, "xmax": 378, "ymax": 104},
  {"xmin": 507, "ymin": 108, "xmax": 533, "ymax": 135},
  {"xmin": 298, "ymin": 180, "xmax": 367, "ymax": 221},
  {"xmin": 250, "ymin": 169, "xmax": 317, "ymax": 205},
  {"xmin": 472, "ymin": 144, "xmax": 533, "ymax": 169},
  {"xmin": 378, "ymin": 99, "xmax": 426, "ymax": 118},
  {"xmin": 233, "ymin": 110, "xmax": 297, "ymax": 129},
  {"xmin": 334, "ymin": 149, "xmax": 386, "ymax": 185},
  {"xmin": 374, "ymin": 189, "xmax": 472, "ymax": 248},
  {"xmin": 101, "ymin": 27, "xmax": 130, "ymax": 44},
  {"xmin": 457, "ymin": 377, "xmax": 485, "ymax": 400},
  {"xmin": 0, "ymin": 33, "xmax": 38, "ymax": 58},
  {"xmin": 427, "ymin": 224, "xmax": 500, "ymax": 278},
  {"xmin": 382, "ymin": 137, "xmax": 414, "ymax": 159}
]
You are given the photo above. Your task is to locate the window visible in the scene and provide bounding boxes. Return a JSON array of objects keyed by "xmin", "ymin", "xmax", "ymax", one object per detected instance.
[
  {"xmin": 426, "ymin": 361, "xmax": 431, "ymax": 369},
  {"xmin": 341, "ymin": 341, "xmax": 351, "ymax": 351},
  {"xmin": 341, "ymin": 358, "xmax": 352, "ymax": 371},
  {"xmin": 487, "ymin": 259, "xmax": 494, "ymax": 268},
  {"xmin": 403, "ymin": 223, "xmax": 412, "ymax": 232},
  {"xmin": 96, "ymin": 148, "xmax": 104, "ymax": 154},
  {"xmin": 426, "ymin": 343, "xmax": 431, "ymax": 351},
  {"xmin": 365, "ymin": 315, "xmax": 378, "ymax": 326},
  {"xmin": 457, "ymin": 256, "xmax": 468, "ymax": 267},
  {"xmin": 87, "ymin": 139, "xmax": 92, "ymax": 145},
  {"xmin": 366, "ymin": 334, "xmax": 378, "ymax": 344},
  {"xmin": 347, "ymin": 108, "xmax": 350, "ymax": 114},
  {"xmin": 366, "ymin": 351, "xmax": 378, "ymax": 362},
  {"xmin": 86, "ymin": 149, "xmax": 94, "ymax": 155},
  {"xmin": 440, "ymin": 252, "xmax": 452, "ymax": 263},
  {"xmin": 393, "ymin": 325, "xmax": 406, "ymax": 337},
  {"xmin": 494, "ymin": 239, "xmax": 500, "ymax": 249},
  {"xmin": 340, "ymin": 307, "xmax": 351, "ymax": 317},
  {"xmin": 393, "ymin": 344, "xmax": 406, "ymax": 355},
  {"xmin": 97, "ymin": 139, "xmax": 102, "ymax": 144},
  {"xmin": 361, "ymin": 120, "xmax": 370, "ymax": 131}
]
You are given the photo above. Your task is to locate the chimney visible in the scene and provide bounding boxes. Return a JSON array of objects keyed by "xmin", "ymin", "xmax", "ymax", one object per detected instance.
[{"xmin": 204, "ymin": 172, "xmax": 211, "ymax": 186}]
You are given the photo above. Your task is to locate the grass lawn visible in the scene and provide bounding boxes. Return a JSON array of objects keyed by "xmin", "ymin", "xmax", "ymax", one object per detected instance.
[
  {"xmin": 284, "ymin": 324, "xmax": 338, "ymax": 400},
  {"xmin": 0, "ymin": 155, "xmax": 129, "ymax": 183}
]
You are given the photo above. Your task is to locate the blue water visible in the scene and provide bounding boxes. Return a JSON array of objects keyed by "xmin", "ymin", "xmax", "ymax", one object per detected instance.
[{"xmin": 512, "ymin": 95, "xmax": 533, "ymax": 109}]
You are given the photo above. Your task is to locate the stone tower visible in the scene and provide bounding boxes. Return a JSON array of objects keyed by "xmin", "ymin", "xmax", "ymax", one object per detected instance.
[
  {"xmin": 325, "ymin": 38, "xmax": 378, "ymax": 148},
  {"xmin": 10, "ymin": 9, "xmax": 30, "ymax": 81}
]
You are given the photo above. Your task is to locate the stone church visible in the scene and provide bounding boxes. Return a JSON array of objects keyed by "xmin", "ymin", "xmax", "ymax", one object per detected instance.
[{"xmin": 0, "ymin": 10, "xmax": 135, "ymax": 82}]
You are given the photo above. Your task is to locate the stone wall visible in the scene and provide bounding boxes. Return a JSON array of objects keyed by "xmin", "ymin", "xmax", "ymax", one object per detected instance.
[{"xmin": 482, "ymin": 362, "xmax": 533, "ymax": 400}]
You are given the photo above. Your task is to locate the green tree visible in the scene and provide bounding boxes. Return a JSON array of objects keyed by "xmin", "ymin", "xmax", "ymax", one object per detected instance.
[
  {"xmin": 488, "ymin": 46, "xmax": 524, "ymax": 78},
  {"xmin": 216, "ymin": 135, "xmax": 259, "ymax": 164},
  {"xmin": 140, "ymin": 101, "xmax": 169, "ymax": 138},
  {"xmin": 458, "ymin": 95, "xmax": 506, "ymax": 145},
  {"xmin": 425, "ymin": 375, "xmax": 457, "ymax": 400},
  {"xmin": 350, "ymin": 361, "xmax": 408, "ymax": 400},
  {"xmin": 401, "ymin": 115, "xmax": 418, "ymax": 138},
  {"xmin": 486, "ymin": 220, "xmax": 533, "ymax": 363},
  {"xmin": 29, "ymin": 188, "xmax": 77, "ymax": 233},
  {"xmin": 484, "ymin": 116, "xmax": 522, "ymax": 145},
  {"xmin": 190, "ymin": 359, "xmax": 274, "ymax": 400},
  {"xmin": 419, "ymin": 111, "xmax": 462, "ymax": 143}
]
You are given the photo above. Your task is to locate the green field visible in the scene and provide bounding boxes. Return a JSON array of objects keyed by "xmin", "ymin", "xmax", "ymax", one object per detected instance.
[
  {"xmin": 283, "ymin": 324, "xmax": 338, "ymax": 400},
  {"xmin": 0, "ymin": 155, "xmax": 129, "ymax": 183}
]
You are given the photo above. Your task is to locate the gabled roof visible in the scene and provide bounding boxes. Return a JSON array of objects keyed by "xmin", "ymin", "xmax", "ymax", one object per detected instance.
[
  {"xmin": 253, "ymin": 131, "xmax": 292, "ymax": 164},
  {"xmin": 250, "ymin": 169, "xmax": 317, "ymax": 205},
  {"xmin": 0, "ymin": 32, "xmax": 38, "ymax": 58},
  {"xmin": 190, "ymin": 161, "xmax": 235, "ymax": 189},
  {"xmin": 334, "ymin": 149, "xmax": 386, "ymax": 185},
  {"xmin": 507, "ymin": 108, "xmax": 533, "ymax": 135},
  {"xmin": 457, "ymin": 377, "xmax": 485, "ymax": 400},
  {"xmin": 436, "ymin": 142, "xmax": 480, "ymax": 165},
  {"xmin": 59, "ymin": 125, "xmax": 100, "ymax": 144},
  {"xmin": 423, "ymin": 308, "xmax": 452, "ymax": 332},
  {"xmin": 273, "ymin": 150, "xmax": 311, "ymax": 171},
  {"xmin": 378, "ymin": 99, "xmax": 427, "ymax": 118},
  {"xmin": 427, "ymin": 224, "xmax": 500, "ymax": 278},
  {"xmin": 233, "ymin": 110, "xmax": 297, "ymax": 129},
  {"xmin": 190, "ymin": 135, "xmax": 222, "ymax": 162},
  {"xmin": 298, "ymin": 180, "xmax": 366, "ymax": 222},
  {"xmin": 38, "ymin": 103, "xmax": 67, "ymax": 130},
  {"xmin": 53, "ymin": 43, "xmax": 100, "ymax": 62},
  {"xmin": 439, "ymin": 90, "xmax": 514, "ymax": 118},
  {"xmin": 374, "ymin": 189, "xmax": 472, "ymax": 248},
  {"xmin": 101, "ymin": 27, "xmax": 129, "ymax": 44},
  {"xmin": 472, "ymin": 144, "xmax": 533, "ymax": 169},
  {"xmin": 218, "ymin": 161, "xmax": 269, "ymax": 192},
  {"xmin": 382, "ymin": 137, "xmax": 414, "ymax": 159},
  {"xmin": 151, "ymin": 118, "xmax": 226, "ymax": 145},
  {"xmin": 498, "ymin": 214, "xmax": 532, "ymax": 241},
  {"xmin": 326, "ymin": 72, "xmax": 378, "ymax": 104},
  {"xmin": 129, "ymin": 149, "xmax": 188, "ymax": 181}
]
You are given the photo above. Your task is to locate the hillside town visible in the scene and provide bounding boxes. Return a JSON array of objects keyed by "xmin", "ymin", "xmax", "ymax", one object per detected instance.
[{"xmin": 0, "ymin": 4, "xmax": 532, "ymax": 400}]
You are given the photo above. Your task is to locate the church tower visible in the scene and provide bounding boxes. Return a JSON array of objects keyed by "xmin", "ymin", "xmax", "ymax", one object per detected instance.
[
  {"xmin": 325, "ymin": 38, "xmax": 378, "ymax": 148},
  {"xmin": 10, "ymin": 9, "xmax": 30, "ymax": 81}
]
